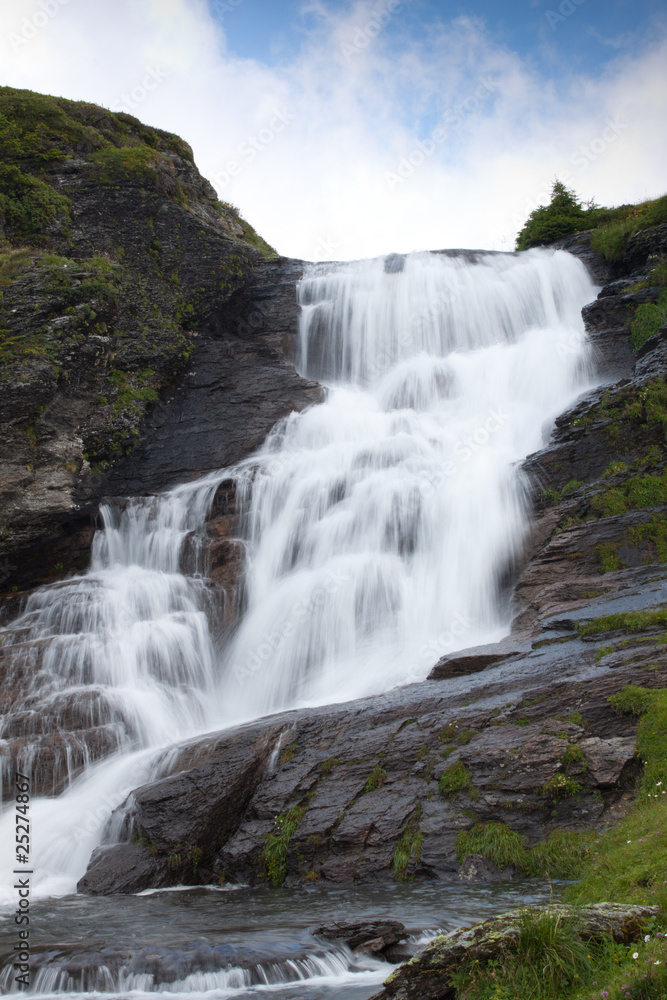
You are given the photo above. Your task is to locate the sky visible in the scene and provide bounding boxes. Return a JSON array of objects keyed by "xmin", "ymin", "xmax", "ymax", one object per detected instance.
[{"xmin": 1, "ymin": 0, "xmax": 666, "ymax": 260}]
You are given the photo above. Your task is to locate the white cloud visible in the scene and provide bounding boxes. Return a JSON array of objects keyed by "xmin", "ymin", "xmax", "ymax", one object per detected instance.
[{"xmin": 0, "ymin": 0, "xmax": 665, "ymax": 259}]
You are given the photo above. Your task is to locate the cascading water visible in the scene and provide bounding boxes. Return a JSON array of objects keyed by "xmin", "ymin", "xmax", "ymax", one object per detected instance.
[
  {"xmin": 218, "ymin": 249, "xmax": 597, "ymax": 715},
  {"xmin": 0, "ymin": 247, "xmax": 598, "ymax": 995},
  {"xmin": 0, "ymin": 473, "xmax": 228, "ymax": 899}
]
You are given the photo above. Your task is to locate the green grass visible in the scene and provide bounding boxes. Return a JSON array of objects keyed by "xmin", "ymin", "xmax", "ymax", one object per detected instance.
[
  {"xmin": 597, "ymin": 542, "xmax": 625, "ymax": 573},
  {"xmin": 577, "ymin": 611, "xmax": 667, "ymax": 638},
  {"xmin": 393, "ymin": 805, "xmax": 423, "ymax": 881},
  {"xmin": 561, "ymin": 744, "xmax": 588, "ymax": 770},
  {"xmin": 439, "ymin": 760, "xmax": 475, "ymax": 797},
  {"xmin": 0, "ymin": 163, "xmax": 70, "ymax": 240},
  {"xmin": 447, "ymin": 686, "xmax": 667, "ymax": 999},
  {"xmin": 261, "ymin": 805, "xmax": 306, "ymax": 886},
  {"xmin": 320, "ymin": 757, "xmax": 340, "ymax": 775},
  {"xmin": 591, "ymin": 470, "xmax": 667, "ymax": 519},
  {"xmin": 631, "ymin": 290, "xmax": 667, "ymax": 350},
  {"xmin": 590, "ymin": 195, "xmax": 667, "ymax": 261},
  {"xmin": 628, "ymin": 518, "xmax": 667, "ymax": 564},
  {"xmin": 364, "ymin": 764, "xmax": 387, "ymax": 793},
  {"xmin": 449, "ymin": 907, "xmax": 615, "ymax": 1000},
  {"xmin": 456, "ymin": 823, "xmax": 597, "ymax": 879}
]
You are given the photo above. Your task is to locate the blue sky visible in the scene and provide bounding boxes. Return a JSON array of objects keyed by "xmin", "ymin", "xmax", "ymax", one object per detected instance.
[
  {"xmin": 1, "ymin": 0, "xmax": 666, "ymax": 258},
  {"xmin": 213, "ymin": 0, "xmax": 663, "ymax": 77}
]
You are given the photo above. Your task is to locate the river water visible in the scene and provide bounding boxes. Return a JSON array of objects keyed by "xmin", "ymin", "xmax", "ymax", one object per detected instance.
[{"xmin": 0, "ymin": 248, "xmax": 597, "ymax": 995}]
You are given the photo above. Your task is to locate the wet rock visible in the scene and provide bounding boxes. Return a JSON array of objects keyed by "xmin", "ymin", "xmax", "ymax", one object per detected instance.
[
  {"xmin": 77, "ymin": 843, "xmax": 169, "ymax": 895},
  {"xmin": 428, "ymin": 648, "xmax": 522, "ymax": 680},
  {"xmin": 314, "ymin": 920, "xmax": 407, "ymax": 955},
  {"xmin": 370, "ymin": 904, "xmax": 659, "ymax": 1000},
  {"xmin": 76, "ymin": 650, "xmax": 662, "ymax": 894}
]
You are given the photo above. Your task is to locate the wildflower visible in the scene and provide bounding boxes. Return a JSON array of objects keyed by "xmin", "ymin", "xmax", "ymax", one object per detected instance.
[
  {"xmin": 646, "ymin": 934, "xmax": 652, "ymax": 942},
  {"xmin": 658, "ymin": 781, "xmax": 663, "ymax": 786},
  {"xmin": 602, "ymin": 992, "xmax": 609, "ymax": 997},
  {"xmin": 655, "ymin": 960, "xmax": 662, "ymax": 965},
  {"xmin": 633, "ymin": 952, "xmax": 639, "ymax": 959}
]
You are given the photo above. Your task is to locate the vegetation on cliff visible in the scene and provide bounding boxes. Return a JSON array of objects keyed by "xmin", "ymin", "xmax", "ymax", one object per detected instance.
[
  {"xmin": 0, "ymin": 86, "xmax": 279, "ymax": 585},
  {"xmin": 515, "ymin": 180, "xmax": 667, "ymax": 260},
  {"xmin": 443, "ymin": 682, "xmax": 667, "ymax": 1000}
]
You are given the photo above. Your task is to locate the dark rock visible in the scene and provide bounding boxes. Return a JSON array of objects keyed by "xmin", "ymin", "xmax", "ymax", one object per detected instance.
[
  {"xmin": 428, "ymin": 648, "xmax": 523, "ymax": 681},
  {"xmin": 78, "ymin": 720, "xmax": 283, "ymax": 894},
  {"xmin": 103, "ymin": 334, "xmax": 323, "ymax": 496},
  {"xmin": 623, "ymin": 222, "xmax": 667, "ymax": 274},
  {"xmin": 314, "ymin": 920, "xmax": 407, "ymax": 954},
  {"xmin": 548, "ymin": 231, "xmax": 615, "ymax": 284},
  {"xmin": 76, "ymin": 647, "xmax": 664, "ymax": 893},
  {"xmin": 77, "ymin": 843, "xmax": 169, "ymax": 895},
  {"xmin": 581, "ymin": 288, "xmax": 660, "ymax": 381},
  {"xmin": 384, "ymin": 254, "xmax": 406, "ymax": 274},
  {"xmin": 0, "ymin": 89, "xmax": 318, "ymax": 592}
]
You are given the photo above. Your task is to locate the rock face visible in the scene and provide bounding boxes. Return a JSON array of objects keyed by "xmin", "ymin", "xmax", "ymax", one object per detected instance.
[
  {"xmin": 369, "ymin": 903, "xmax": 658, "ymax": 1000},
  {"xmin": 0, "ymin": 87, "xmax": 315, "ymax": 590},
  {"xmin": 77, "ymin": 647, "xmax": 654, "ymax": 894}
]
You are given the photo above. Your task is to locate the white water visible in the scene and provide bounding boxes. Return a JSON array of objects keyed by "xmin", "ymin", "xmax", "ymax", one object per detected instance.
[{"xmin": 0, "ymin": 247, "xmax": 597, "ymax": 909}]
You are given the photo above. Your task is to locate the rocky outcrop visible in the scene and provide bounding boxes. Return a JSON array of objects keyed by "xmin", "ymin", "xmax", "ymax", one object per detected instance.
[
  {"xmin": 314, "ymin": 920, "xmax": 409, "ymax": 962},
  {"xmin": 0, "ymin": 87, "xmax": 316, "ymax": 591},
  {"xmin": 77, "ymin": 640, "xmax": 658, "ymax": 894},
  {"xmin": 370, "ymin": 903, "xmax": 658, "ymax": 1000}
]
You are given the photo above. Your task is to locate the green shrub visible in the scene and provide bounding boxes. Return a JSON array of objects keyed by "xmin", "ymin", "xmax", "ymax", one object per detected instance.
[
  {"xmin": 541, "ymin": 773, "xmax": 583, "ymax": 799},
  {"xmin": 0, "ymin": 163, "xmax": 70, "ymax": 239},
  {"xmin": 515, "ymin": 181, "xmax": 587, "ymax": 251}
]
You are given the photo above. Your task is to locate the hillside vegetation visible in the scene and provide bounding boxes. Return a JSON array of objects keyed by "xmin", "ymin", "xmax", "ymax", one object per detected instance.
[{"xmin": 515, "ymin": 180, "xmax": 667, "ymax": 261}]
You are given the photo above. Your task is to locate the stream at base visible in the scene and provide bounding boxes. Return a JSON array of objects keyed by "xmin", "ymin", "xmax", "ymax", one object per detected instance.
[{"xmin": 0, "ymin": 880, "xmax": 556, "ymax": 997}]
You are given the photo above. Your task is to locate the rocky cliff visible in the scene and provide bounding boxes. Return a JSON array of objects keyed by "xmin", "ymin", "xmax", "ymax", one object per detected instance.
[{"xmin": 0, "ymin": 87, "xmax": 316, "ymax": 591}]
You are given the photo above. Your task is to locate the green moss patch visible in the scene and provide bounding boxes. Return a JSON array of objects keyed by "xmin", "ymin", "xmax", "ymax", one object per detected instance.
[{"xmin": 0, "ymin": 163, "xmax": 70, "ymax": 240}]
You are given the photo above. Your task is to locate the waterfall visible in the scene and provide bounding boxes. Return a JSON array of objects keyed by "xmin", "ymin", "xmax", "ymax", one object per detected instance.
[
  {"xmin": 219, "ymin": 249, "xmax": 596, "ymax": 714},
  {"xmin": 0, "ymin": 247, "xmax": 597, "ymax": 900}
]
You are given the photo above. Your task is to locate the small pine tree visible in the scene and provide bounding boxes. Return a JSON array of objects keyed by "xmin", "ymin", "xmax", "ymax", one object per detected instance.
[{"xmin": 515, "ymin": 180, "xmax": 587, "ymax": 251}]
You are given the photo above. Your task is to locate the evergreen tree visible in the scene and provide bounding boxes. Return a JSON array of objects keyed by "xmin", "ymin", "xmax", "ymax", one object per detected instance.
[{"xmin": 515, "ymin": 181, "xmax": 588, "ymax": 251}]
